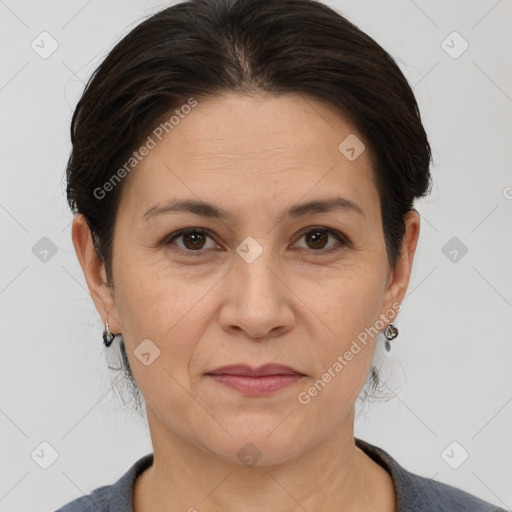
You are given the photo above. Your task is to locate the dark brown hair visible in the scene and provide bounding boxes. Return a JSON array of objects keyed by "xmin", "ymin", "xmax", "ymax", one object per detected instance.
[{"xmin": 66, "ymin": 0, "xmax": 432, "ymax": 413}]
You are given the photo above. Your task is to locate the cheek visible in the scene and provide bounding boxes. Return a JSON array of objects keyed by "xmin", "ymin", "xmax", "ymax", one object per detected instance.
[
  {"xmin": 113, "ymin": 270, "xmax": 206, "ymax": 413},
  {"xmin": 295, "ymin": 265, "xmax": 385, "ymax": 405},
  {"xmin": 114, "ymin": 256, "xmax": 202, "ymax": 335},
  {"xmin": 113, "ymin": 260, "xmax": 225, "ymax": 384},
  {"xmin": 295, "ymin": 275, "xmax": 383, "ymax": 419},
  {"xmin": 305, "ymin": 265, "xmax": 386, "ymax": 345},
  {"xmin": 112, "ymin": 263, "xmax": 196, "ymax": 368}
]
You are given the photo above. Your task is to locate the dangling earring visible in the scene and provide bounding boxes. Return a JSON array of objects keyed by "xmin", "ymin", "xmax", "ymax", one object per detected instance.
[
  {"xmin": 383, "ymin": 323, "xmax": 399, "ymax": 353},
  {"xmin": 102, "ymin": 316, "xmax": 116, "ymax": 347}
]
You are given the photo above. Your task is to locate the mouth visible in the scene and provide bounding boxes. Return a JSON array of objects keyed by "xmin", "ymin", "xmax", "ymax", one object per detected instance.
[
  {"xmin": 206, "ymin": 363, "xmax": 305, "ymax": 377},
  {"xmin": 205, "ymin": 364, "xmax": 305, "ymax": 395}
]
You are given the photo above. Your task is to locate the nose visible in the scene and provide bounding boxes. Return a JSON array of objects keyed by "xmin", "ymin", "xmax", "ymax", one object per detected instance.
[{"xmin": 218, "ymin": 246, "xmax": 295, "ymax": 340}]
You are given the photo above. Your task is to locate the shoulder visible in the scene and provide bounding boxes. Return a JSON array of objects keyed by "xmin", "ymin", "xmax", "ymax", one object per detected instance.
[
  {"xmin": 54, "ymin": 453, "xmax": 154, "ymax": 512},
  {"xmin": 54, "ymin": 484, "xmax": 111, "ymax": 512},
  {"xmin": 355, "ymin": 438, "xmax": 506, "ymax": 512},
  {"xmin": 398, "ymin": 468, "xmax": 506, "ymax": 512}
]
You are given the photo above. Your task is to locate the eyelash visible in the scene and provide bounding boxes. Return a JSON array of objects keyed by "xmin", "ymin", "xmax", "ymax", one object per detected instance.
[{"xmin": 163, "ymin": 226, "xmax": 348, "ymax": 256}]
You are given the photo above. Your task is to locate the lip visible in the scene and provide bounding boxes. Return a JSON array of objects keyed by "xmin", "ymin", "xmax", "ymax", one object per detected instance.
[
  {"xmin": 206, "ymin": 363, "xmax": 304, "ymax": 377},
  {"xmin": 205, "ymin": 364, "xmax": 305, "ymax": 396}
]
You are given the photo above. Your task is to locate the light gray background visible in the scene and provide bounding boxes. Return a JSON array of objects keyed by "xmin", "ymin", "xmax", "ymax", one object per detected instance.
[{"xmin": 0, "ymin": 1, "xmax": 511, "ymax": 511}]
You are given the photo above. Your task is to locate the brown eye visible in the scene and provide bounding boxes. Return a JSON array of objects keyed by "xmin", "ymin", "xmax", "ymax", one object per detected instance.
[
  {"xmin": 166, "ymin": 228, "xmax": 216, "ymax": 252},
  {"xmin": 164, "ymin": 226, "xmax": 346, "ymax": 256},
  {"xmin": 295, "ymin": 227, "xmax": 346, "ymax": 252},
  {"xmin": 305, "ymin": 230, "xmax": 329, "ymax": 250},
  {"xmin": 182, "ymin": 231, "xmax": 206, "ymax": 250}
]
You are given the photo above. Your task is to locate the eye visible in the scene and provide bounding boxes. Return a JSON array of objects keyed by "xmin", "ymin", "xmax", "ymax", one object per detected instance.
[
  {"xmin": 165, "ymin": 228, "xmax": 217, "ymax": 252},
  {"xmin": 293, "ymin": 227, "xmax": 347, "ymax": 253},
  {"xmin": 163, "ymin": 226, "xmax": 347, "ymax": 255}
]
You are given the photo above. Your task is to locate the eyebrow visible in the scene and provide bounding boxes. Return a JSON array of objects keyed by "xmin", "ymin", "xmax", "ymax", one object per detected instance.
[{"xmin": 142, "ymin": 196, "xmax": 365, "ymax": 221}]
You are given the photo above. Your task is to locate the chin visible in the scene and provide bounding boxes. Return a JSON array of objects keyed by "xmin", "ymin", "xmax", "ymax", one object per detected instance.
[{"xmin": 204, "ymin": 427, "xmax": 312, "ymax": 468}]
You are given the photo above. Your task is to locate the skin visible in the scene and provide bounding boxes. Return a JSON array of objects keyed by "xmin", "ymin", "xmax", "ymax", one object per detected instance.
[{"xmin": 72, "ymin": 91, "xmax": 420, "ymax": 512}]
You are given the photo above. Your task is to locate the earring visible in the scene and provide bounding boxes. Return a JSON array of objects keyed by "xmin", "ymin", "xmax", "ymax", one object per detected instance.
[
  {"xmin": 383, "ymin": 323, "xmax": 398, "ymax": 353},
  {"xmin": 102, "ymin": 316, "xmax": 116, "ymax": 347}
]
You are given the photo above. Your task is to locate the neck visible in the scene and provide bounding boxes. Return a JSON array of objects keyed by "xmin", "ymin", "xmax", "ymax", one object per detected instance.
[{"xmin": 134, "ymin": 406, "xmax": 396, "ymax": 512}]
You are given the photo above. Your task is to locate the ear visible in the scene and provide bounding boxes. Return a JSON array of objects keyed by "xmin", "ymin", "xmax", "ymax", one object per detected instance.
[
  {"xmin": 380, "ymin": 209, "xmax": 421, "ymax": 324},
  {"xmin": 71, "ymin": 213, "xmax": 121, "ymax": 334}
]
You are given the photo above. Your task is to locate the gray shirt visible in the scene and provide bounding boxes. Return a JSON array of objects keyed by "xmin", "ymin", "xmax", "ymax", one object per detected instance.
[{"xmin": 54, "ymin": 437, "xmax": 506, "ymax": 511}]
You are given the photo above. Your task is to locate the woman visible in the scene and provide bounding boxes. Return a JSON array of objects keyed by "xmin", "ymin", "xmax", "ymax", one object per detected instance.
[{"xmin": 56, "ymin": 0, "xmax": 505, "ymax": 510}]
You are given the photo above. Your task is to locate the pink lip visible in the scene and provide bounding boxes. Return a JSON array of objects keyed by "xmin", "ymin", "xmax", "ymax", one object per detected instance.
[
  {"xmin": 207, "ymin": 363, "xmax": 304, "ymax": 377},
  {"xmin": 206, "ymin": 364, "xmax": 305, "ymax": 395}
]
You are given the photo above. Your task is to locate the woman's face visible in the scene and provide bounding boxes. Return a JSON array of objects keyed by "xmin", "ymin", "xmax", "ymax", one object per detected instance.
[{"xmin": 75, "ymin": 92, "xmax": 419, "ymax": 465}]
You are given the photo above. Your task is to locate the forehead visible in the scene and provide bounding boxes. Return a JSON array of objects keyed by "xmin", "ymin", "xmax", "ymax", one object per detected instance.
[{"xmin": 118, "ymin": 92, "xmax": 380, "ymax": 222}]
